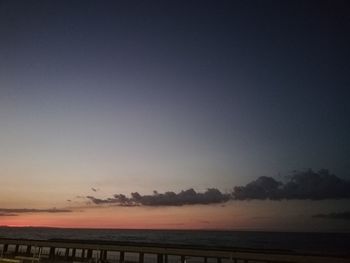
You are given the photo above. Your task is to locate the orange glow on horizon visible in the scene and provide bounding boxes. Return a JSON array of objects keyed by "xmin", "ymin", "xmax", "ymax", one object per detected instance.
[{"xmin": 0, "ymin": 204, "xmax": 248, "ymax": 230}]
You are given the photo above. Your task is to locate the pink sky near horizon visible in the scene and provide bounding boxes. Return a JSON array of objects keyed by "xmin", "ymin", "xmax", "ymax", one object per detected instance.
[{"xmin": 1, "ymin": 200, "xmax": 348, "ymax": 232}]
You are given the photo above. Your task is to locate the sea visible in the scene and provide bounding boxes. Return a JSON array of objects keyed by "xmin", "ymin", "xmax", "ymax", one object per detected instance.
[{"xmin": 0, "ymin": 227, "xmax": 349, "ymax": 257}]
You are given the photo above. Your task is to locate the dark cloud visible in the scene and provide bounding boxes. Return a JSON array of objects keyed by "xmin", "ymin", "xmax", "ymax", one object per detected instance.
[
  {"xmin": 282, "ymin": 169, "xmax": 350, "ymax": 200},
  {"xmin": 232, "ymin": 169, "xmax": 350, "ymax": 200},
  {"xmin": 132, "ymin": 188, "xmax": 230, "ymax": 206},
  {"xmin": 312, "ymin": 211, "xmax": 350, "ymax": 220},
  {"xmin": 0, "ymin": 208, "xmax": 72, "ymax": 216},
  {"xmin": 87, "ymin": 188, "xmax": 231, "ymax": 206},
  {"xmin": 233, "ymin": 176, "xmax": 282, "ymax": 200},
  {"xmin": 86, "ymin": 196, "xmax": 128, "ymax": 205}
]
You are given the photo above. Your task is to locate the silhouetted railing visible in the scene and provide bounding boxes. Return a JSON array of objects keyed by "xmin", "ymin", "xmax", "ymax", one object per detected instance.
[{"xmin": 0, "ymin": 238, "xmax": 349, "ymax": 263}]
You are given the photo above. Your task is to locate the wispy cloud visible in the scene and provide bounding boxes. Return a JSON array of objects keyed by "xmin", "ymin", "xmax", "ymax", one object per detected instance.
[
  {"xmin": 312, "ymin": 211, "xmax": 350, "ymax": 220},
  {"xmin": 0, "ymin": 213, "xmax": 18, "ymax": 217},
  {"xmin": 0, "ymin": 208, "xmax": 72, "ymax": 217}
]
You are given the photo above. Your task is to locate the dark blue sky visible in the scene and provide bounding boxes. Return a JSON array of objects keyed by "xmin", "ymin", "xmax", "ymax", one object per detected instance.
[{"xmin": 0, "ymin": 1, "xmax": 349, "ymax": 196}]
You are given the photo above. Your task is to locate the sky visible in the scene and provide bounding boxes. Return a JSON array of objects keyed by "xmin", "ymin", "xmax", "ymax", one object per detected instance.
[{"xmin": 0, "ymin": 0, "xmax": 349, "ymax": 231}]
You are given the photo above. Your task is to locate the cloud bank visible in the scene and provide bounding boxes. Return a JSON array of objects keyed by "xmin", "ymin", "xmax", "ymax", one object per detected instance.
[
  {"xmin": 87, "ymin": 188, "xmax": 231, "ymax": 206},
  {"xmin": 86, "ymin": 169, "xmax": 350, "ymax": 206},
  {"xmin": 233, "ymin": 169, "xmax": 350, "ymax": 200}
]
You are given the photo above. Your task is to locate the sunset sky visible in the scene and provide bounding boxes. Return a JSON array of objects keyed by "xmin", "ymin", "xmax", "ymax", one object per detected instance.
[{"xmin": 0, "ymin": 1, "xmax": 349, "ymax": 231}]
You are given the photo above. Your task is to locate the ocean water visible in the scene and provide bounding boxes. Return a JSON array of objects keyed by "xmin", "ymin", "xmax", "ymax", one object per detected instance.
[{"xmin": 0, "ymin": 227, "xmax": 349, "ymax": 257}]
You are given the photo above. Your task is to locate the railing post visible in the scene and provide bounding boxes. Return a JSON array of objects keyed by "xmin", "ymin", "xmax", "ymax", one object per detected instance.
[
  {"xmin": 26, "ymin": 245, "xmax": 31, "ymax": 255},
  {"xmin": 14, "ymin": 244, "xmax": 19, "ymax": 254},
  {"xmin": 181, "ymin": 255, "xmax": 186, "ymax": 263},
  {"xmin": 3, "ymin": 244, "xmax": 8, "ymax": 254},
  {"xmin": 157, "ymin": 254, "xmax": 163, "ymax": 263},
  {"xmin": 139, "ymin": 252, "xmax": 144, "ymax": 263},
  {"xmin": 49, "ymin": 247, "xmax": 55, "ymax": 259},
  {"xmin": 72, "ymin": 248, "xmax": 76, "ymax": 259},
  {"xmin": 229, "ymin": 254, "xmax": 237, "ymax": 263},
  {"xmin": 120, "ymin": 251, "xmax": 125, "ymax": 263},
  {"xmin": 103, "ymin": 250, "xmax": 108, "ymax": 261},
  {"xmin": 87, "ymin": 249, "xmax": 93, "ymax": 259}
]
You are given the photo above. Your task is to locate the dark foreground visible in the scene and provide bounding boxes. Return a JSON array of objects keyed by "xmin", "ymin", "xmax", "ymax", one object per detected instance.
[
  {"xmin": 0, "ymin": 238, "xmax": 349, "ymax": 263},
  {"xmin": 1, "ymin": 227, "xmax": 350, "ymax": 256}
]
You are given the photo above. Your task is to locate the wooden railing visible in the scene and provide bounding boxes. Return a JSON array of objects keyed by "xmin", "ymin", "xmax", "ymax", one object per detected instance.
[{"xmin": 0, "ymin": 238, "xmax": 349, "ymax": 263}]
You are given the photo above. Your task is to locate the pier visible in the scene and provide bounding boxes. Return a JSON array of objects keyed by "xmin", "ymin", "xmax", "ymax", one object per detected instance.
[{"xmin": 0, "ymin": 238, "xmax": 349, "ymax": 263}]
